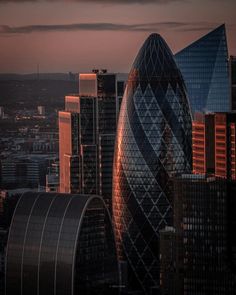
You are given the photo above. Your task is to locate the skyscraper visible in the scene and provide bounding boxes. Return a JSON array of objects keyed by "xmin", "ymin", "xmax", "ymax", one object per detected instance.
[
  {"xmin": 59, "ymin": 72, "xmax": 126, "ymax": 210},
  {"xmin": 173, "ymin": 175, "xmax": 236, "ymax": 295},
  {"xmin": 112, "ymin": 33, "xmax": 192, "ymax": 293},
  {"xmin": 175, "ymin": 24, "xmax": 230, "ymax": 115},
  {"xmin": 230, "ymin": 56, "xmax": 236, "ymax": 111},
  {"xmin": 59, "ymin": 108, "xmax": 80, "ymax": 193},
  {"xmin": 192, "ymin": 112, "xmax": 236, "ymax": 180}
]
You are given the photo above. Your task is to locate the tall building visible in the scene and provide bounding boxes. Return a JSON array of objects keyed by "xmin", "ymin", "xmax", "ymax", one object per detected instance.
[
  {"xmin": 230, "ymin": 56, "xmax": 236, "ymax": 110},
  {"xmin": 5, "ymin": 192, "xmax": 120, "ymax": 295},
  {"xmin": 192, "ymin": 112, "xmax": 236, "ymax": 180},
  {"xmin": 112, "ymin": 33, "xmax": 192, "ymax": 293},
  {"xmin": 59, "ymin": 109, "xmax": 80, "ymax": 193},
  {"xmin": 175, "ymin": 24, "xmax": 230, "ymax": 115},
  {"xmin": 173, "ymin": 175, "xmax": 236, "ymax": 295},
  {"xmin": 59, "ymin": 72, "xmax": 126, "ymax": 209}
]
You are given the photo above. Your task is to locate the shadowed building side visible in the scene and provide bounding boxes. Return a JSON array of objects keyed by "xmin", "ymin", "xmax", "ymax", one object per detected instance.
[{"xmin": 5, "ymin": 192, "xmax": 120, "ymax": 295}]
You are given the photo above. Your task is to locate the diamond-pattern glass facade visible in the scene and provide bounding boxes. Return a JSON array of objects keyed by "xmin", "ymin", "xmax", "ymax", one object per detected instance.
[
  {"xmin": 112, "ymin": 34, "xmax": 192, "ymax": 293},
  {"xmin": 175, "ymin": 24, "xmax": 230, "ymax": 115}
]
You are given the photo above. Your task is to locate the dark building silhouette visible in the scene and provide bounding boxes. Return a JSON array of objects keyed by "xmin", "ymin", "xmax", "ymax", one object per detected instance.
[
  {"xmin": 0, "ymin": 191, "xmax": 20, "ymax": 295},
  {"xmin": 175, "ymin": 24, "xmax": 230, "ymax": 115},
  {"xmin": 112, "ymin": 33, "xmax": 192, "ymax": 293},
  {"xmin": 5, "ymin": 192, "xmax": 120, "ymax": 295},
  {"xmin": 172, "ymin": 175, "xmax": 236, "ymax": 295},
  {"xmin": 159, "ymin": 226, "xmax": 177, "ymax": 295},
  {"xmin": 192, "ymin": 112, "xmax": 236, "ymax": 180},
  {"xmin": 59, "ymin": 72, "xmax": 126, "ymax": 211}
]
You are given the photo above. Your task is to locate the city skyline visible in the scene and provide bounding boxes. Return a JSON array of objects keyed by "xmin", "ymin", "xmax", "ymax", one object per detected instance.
[{"xmin": 0, "ymin": 0, "xmax": 236, "ymax": 73}]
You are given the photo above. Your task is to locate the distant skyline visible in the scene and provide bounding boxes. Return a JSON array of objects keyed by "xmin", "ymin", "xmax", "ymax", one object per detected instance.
[{"xmin": 0, "ymin": 0, "xmax": 235, "ymax": 73}]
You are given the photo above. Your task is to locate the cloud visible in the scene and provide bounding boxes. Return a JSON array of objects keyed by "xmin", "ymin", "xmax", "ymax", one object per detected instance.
[
  {"xmin": 1, "ymin": 0, "xmax": 235, "ymax": 4},
  {"xmin": 0, "ymin": 22, "xmax": 226, "ymax": 35},
  {"xmin": 0, "ymin": 0, "xmax": 185, "ymax": 4}
]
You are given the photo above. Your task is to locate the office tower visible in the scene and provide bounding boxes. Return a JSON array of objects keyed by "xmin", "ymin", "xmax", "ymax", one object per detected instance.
[
  {"xmin": 112, "ymin": 33, "xmax": 192, "ymax": 293},
  {"xmin": 192, "ymin": 112, "xmax": 236, "ymax": 180},
  {"xmin": 175, "ymin": 24, "xmax": 230, "ymax": 115},
  {"xmin": 59, "ymin": 72, "xmax": 126, "ymax": 210},
  {"xmin": 173, "ymin": 175, "xmax": 236, "ymax": 295},
  {"xmin": 59, "ymin": 109, "xmax": 80, "ymax": 193},
  {"xmin": 230, "ymin": 56, "xmax": 236, "ymax": 110},
  {"xmin": 5, "ymin": 192, "xmax": 120, "ymax": 295}
]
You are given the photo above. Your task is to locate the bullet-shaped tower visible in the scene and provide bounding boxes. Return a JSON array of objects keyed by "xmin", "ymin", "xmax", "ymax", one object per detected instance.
[{"xmin": 112, "ymin": 33, "xmax": 192, "ymax": 293}]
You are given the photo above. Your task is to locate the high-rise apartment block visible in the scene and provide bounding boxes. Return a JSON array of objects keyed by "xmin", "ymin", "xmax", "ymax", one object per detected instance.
[
  {"xmin": 175, "ymin": 24, "xmax": 230, "ymax": 115},
  {"xmin": 192, "ymin": 112, "xmax": 236, "ymax": 180},
  {"xmin": 59, "ymin": 71, "xmax": 126, "ymax": 209}
]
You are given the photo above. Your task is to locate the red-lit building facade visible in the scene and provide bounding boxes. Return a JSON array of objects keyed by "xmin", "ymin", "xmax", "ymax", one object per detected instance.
[
  {"xmin": 59, "ymin": 107, "xmax": 80, "ymax": 193},
  {"xmin": 192, "ymin": 112, "xmax": 236, "ymax": 180}
]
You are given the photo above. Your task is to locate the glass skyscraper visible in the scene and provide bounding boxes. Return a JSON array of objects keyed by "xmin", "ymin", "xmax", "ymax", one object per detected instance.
[
  {"xmin": 175, "ymin": 24, "xmax": 230, "ymax": 115},
  {"xmin": 59, "ymin": 72, "xmax": 126, "ymax": 211},
  {"xmin": 230, "ymin": 55, "xmax": 236, "ymax": 110},
  {"xmin": 112, "ymin": 33, "xmax": 192, "ymax": 293}
]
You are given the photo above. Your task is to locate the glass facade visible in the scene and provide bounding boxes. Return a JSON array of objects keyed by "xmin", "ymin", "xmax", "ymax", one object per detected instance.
[
  {"xmin": 99, "ymin": 134, "xmax": 116, "ymax": 209},
  {"xmin": 230, "ymin": 56, "xmax": 236, "ymax": 111},
  {"xmin": 5, "ymin": 192, "xmax": 119, "ymax": 295},
  {"xmin": 175, "ymin": 24, "xmax": 230, "ymax": 115},
  {"xmin": 173, "ymin": 175, "xmax": 236, "ymax": 294},
  {"xmin": 112, "ymin": 33, "xmax": 192, "ymax": 293},
  {"xmin": 80, "ymin": 96, "xmax": 96, "ymax": 145},
  {"xmin": 59, "ymin": 111, "xmax": 79, "ymax": 193},
  {"xmin": 59, "ymin": 73, "xmax": 127, "ymax": 211}
]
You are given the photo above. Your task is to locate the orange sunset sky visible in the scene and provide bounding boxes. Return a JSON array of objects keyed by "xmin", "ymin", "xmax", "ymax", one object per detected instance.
[{"xmin": 0, "ymin": 0, "xmax": 235, "ymax": 73}]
